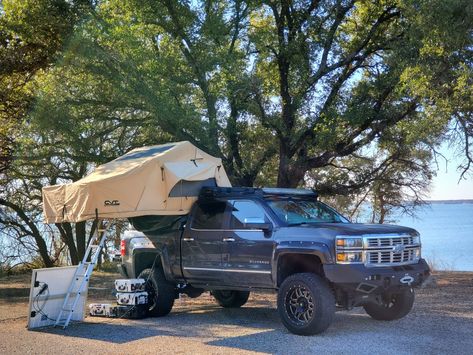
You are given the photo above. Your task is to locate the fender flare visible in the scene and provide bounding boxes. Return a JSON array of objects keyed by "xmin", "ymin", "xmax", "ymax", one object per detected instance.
[
  {"xmin": 132, "ymin": 248, "xmax": 172, "ymax": 280},
  {"xmin": 272, "ymin": 241, "xmax": 334, "ymax": 287}
]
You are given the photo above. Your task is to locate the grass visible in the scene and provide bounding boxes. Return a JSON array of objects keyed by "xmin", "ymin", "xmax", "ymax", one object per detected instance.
[
  {"xmin": 0, "ymin": 260, "xmax": 120, "ymax": 279},
  {"xmin": 425, "ymin": 252, "xmax": 456, "ymax": 272}
]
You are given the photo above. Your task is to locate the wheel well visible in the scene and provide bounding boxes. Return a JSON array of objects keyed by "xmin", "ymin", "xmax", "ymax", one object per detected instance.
[
  {"xmin": 133, "ymin": 251, "xmax": 161, "ymax": 277},
  {"xmin": 277, "ymin": 253, "xmax": 324, "ymax": 287}
]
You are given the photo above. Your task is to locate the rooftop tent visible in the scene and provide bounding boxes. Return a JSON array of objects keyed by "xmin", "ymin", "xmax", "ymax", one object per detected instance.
[{"xmin": 42, "ymin": 141, "xmax": 231, "ymax": 223}]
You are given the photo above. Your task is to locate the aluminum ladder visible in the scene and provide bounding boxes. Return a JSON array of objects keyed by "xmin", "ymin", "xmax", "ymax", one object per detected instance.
[{"xmin": 54, "ymin": 217, "xmax": 110, "ymax": 329}]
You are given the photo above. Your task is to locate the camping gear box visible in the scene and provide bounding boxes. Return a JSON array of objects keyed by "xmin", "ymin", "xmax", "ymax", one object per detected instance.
[
  {"xmin": 89, "ymin": 303, "xmax": 114, "ymax": 317},
  {"xmin": 116, "ymin": 291, "xmax": 148, "ymax": 305},
  {"xmin": 88, "ymin": 303, "xmax": 148, "ymax": 319},
  {"xmin": 113, "ymin": 304, "xmax": 148, "ymax": 319},
  {"xmin": 115, "ymin": 279, "xmax": 146, "ymax": 292}
]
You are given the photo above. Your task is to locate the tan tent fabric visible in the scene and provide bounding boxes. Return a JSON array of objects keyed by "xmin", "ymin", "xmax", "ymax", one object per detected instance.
[{"xmin": 42, "ymin": 141, "xmax": 231, "ymax": 223}]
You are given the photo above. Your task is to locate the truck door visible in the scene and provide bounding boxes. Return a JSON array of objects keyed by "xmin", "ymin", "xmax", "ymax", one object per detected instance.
[
  {"xmin": 180, "ymin": 200, "xmax": 228, "ymax": 284},
  {"xmin": 222, "ymin": 199, "xmax": 274, "ymax": 287}
]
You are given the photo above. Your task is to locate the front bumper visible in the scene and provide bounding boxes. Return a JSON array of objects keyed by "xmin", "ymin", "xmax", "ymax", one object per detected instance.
[{"xmin": 323, "ymin": 258, "xmax": 430, "ymax": 292}]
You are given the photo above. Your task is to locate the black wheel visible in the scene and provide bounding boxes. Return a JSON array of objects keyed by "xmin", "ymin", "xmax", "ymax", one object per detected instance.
[
  {"xmin": 138, "ymin": 267, "xmax": 175, "ymax": 317},
  {"xmin": 277, "ymin": 273, "xmax": 335, "ymax": 335},
  {"xmin": 363, "ymin": 288, "xmax": 415, "ymax": 321},
  {"xmin": 212, "ymin": 290, "xmax": 250, "ymax": 308}
]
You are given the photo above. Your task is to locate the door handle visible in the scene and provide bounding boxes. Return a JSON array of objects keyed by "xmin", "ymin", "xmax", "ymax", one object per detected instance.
[
  {"xmin": 182, "ymin": 237, "xmax": 194, "ymax": 242},
  {"xmin": 222, "ymin": 237, "xmax": 235, "ymax": 242}
]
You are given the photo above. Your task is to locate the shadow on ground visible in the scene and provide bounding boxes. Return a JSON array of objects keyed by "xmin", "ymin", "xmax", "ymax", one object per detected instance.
[
  {"xmin": 30, "ymin": 302, "xmax": 473, "ymax": 354},
  {"xmin": 4, "ymin": 272, "xmax": 472, "ymax": 353},
  {"xmin": 0, "ymin": 288, "xmax": 29, "ymax": 300}
]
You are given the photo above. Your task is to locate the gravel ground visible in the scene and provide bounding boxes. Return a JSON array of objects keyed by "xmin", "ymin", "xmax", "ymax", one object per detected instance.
[{"xmin": 0, "ymin": 271, "xmax": 472, "ymax": 354}]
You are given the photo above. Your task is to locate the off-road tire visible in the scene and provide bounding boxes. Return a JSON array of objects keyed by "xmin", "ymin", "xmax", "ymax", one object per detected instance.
[
  {"xmin": 139, "ymin": 267, "xmax": 175, "ymax": 317},
  {"xmin": 212, "ymin": 290, "xmax": 250, "ymax": 308},
  {"xmin": 277, "ymin": 273, "xmax": 335, "ymax": 336},
  {"xmin": 363, "ymin": 288, "xmax": 415, "ymax": 321}
]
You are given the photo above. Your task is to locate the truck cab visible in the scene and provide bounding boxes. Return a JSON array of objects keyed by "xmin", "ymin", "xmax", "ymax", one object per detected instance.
[{"xmin": 120, "ymin": 187, "xmax": 430, "ymax": 335}]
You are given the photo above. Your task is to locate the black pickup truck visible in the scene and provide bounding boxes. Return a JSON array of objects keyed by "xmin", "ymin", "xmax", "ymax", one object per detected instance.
[{"xmin": 120, "ymin": 187, "xmax": 430, "ymax": 335}]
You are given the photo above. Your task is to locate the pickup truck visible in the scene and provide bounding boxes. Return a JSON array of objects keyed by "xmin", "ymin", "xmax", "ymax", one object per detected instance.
[{"xmin": 119, "ymin": 187, "xmax": 430, "ymax": 335}]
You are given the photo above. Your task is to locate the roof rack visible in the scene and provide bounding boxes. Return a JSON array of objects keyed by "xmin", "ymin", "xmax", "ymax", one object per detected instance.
[
  {"xmin": 198, "ymin": 186, "xmax": 317, "ymax": 200},
  {"xmin": 262, "ymin": 188, "xmax": 317, "ymax": 197},
  {"xmin": 199, "ymin": 186, "xmax": 262, "ymax": 199}
]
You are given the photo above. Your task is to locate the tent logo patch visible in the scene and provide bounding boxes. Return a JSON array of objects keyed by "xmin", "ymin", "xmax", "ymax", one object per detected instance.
[{"xmin": 104, "ymin": 200, "xmax": 120, "ymax": 206}]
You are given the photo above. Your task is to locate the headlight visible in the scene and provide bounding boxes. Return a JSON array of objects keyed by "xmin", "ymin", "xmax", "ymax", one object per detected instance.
[
  {"xmin": 412, "ymin": 235, "xmax": 421, "ymax": 245},
  {"xmin": 336, "ymin": 252, "xmax": 363, "ymax": 263},
  {"xmin": 336, "ymin": 237, "xmax": 363, "ymax": 249},
  {"xmin": 336, "ymin": 236, "xmax": 363, "ymax": 264}
]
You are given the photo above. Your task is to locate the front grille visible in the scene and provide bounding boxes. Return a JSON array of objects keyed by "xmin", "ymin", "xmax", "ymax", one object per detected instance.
[
  {"xmin": 367, "ymin": 236, "xmax": 414, "ymax": 248},
  {"xmin": 364, "ymin": 235, "xmax": 420, "ymax": 267},
  {"xmin": 366, "ymin": 248, "xmax": 417, "ymax": 265}
]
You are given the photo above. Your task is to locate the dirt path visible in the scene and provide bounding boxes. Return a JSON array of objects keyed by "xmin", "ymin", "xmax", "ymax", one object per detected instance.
[{"xmin": 0, "ymin": 271, "xmax": 472, "ymax": 354}]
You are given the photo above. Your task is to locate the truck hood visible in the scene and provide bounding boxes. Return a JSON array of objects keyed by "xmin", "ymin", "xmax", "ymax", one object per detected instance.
[{"xmin": 275, "ymin": 223, "xmax": 418, "ymax": 246}]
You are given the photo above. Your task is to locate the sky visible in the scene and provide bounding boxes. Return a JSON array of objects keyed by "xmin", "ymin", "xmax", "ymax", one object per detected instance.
[{"xmin": 429, "ymin": 142, "xmax": 473, "ymax": 200}]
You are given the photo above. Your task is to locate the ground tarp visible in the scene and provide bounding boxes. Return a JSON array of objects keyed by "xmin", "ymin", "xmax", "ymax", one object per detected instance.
[{"xmin": 42, "ymin": 141, "xmax": 231, "ymax": 223}]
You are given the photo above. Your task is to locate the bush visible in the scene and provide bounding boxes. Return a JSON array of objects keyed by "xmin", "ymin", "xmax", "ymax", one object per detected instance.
[{"xmin": 98, "ymin": 260, "xmax": 119, "ymax": 273}]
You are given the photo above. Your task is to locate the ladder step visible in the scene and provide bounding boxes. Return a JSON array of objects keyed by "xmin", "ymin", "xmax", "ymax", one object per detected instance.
[
  {"xmin": 56, "ymin": 229, "xmax": 108, "ymax": 329},
  {"xmin": 81, "ymin": 261, "xmax": 94, "ymax": 266},
  {"xmin": 55, "ymin": 322, "xmax": 70, "ymax": 328}
]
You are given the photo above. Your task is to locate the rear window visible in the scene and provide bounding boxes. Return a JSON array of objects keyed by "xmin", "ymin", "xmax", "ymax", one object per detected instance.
[{"xmin": 191, "ymin": 201, "xmax": 227, "ymax": 229}]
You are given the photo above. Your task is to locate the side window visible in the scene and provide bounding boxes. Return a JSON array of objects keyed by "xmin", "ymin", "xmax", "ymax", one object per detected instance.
[
  {"xmin": 191, "ymin": 201, "xmax": 227, "ymax": 229},
  {"xmin": 229, "ymin": 200, "xmax": 268, "ymax": 229}
]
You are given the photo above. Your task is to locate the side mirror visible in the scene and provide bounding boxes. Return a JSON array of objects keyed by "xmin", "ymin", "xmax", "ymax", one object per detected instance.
[
  {"xmin": 243, "ymin": 217, "xmax": 273, "ymax": 234},
  {"xmin": 244, "ymin": 222, "xmax": 273, "ymax": 231}
]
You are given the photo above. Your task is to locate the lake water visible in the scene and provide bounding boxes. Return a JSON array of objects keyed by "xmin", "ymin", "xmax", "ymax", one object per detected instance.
[{"xmin": 392, "ymin": 202, "xmax": 473, "ymax": 271}]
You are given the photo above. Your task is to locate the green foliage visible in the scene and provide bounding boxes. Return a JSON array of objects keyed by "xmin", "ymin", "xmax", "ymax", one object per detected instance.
[
  {"xmin": 0, "ymin": 0, "xmax": 85, "ymax": 172},
  {"xmin": 1, "ymin": 0, "xmax": 473, "ymax": 265}
]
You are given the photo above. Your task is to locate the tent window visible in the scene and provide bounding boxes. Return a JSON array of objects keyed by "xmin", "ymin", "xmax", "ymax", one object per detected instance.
[
  {"xmin": 168, "ymin": 178, "xmax": 217, "ymax": 197},
  {"xmin": 116, "ymin": 145, "xmax": 175, "ymax": 161}
]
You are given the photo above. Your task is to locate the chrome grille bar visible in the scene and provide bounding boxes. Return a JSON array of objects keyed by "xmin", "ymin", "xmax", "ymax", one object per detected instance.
[{"xmin": 363, "ymin": 234, "xmax": 420, "ymax": 267}]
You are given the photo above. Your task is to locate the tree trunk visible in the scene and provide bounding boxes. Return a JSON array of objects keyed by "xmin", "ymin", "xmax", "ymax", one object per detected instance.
[
  {"xmin": 97, "ymin": 250, "xmax": 103, "ymax": 268},
  {"xmin": 277, "ymin": 143, "xmax": 306, "ymax": 188},
  {"xmin": 379, "ymin": 208, "xmax": 386, "ymax": 224},
  {"xmin": 75, "ymin": 221, "xmax": 86, "ymax": 261},
  {"xmin": 56, "ymin": 223, "xmax": 79, "ymax": 265},
  {"xmin": 32, "ymin": 231, "xmax": 54, "ymax": 267}
]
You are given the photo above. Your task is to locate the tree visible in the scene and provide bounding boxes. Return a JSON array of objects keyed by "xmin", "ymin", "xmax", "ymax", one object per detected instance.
[
  {"xmin": 1, "ymin": 0, "xmax": 473, "ymax": 267},
  {"xmin": 31, "ymin": 0, "xmax": 472, "ymax": 189},
  {"xmin": 0, "ymin": 0, "xmax": 95, "ymax": 266},
  {"xmin": 0, "ymin": 0, "xmax": 93, "ymax": 173},
  {"xmin": 248, "ymin": 0, "xmax": 472, "ymax": 188}
]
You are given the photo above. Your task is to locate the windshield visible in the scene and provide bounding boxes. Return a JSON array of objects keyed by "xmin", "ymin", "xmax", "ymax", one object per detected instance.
[{"xmin": 266, "ymin": 198, "xmax": 348, "ymax": 225}]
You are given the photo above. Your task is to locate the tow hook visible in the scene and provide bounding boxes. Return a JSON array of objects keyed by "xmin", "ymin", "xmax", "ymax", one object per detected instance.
[{"xmin": 400, "ymin": 274, "xmax": 414, "ymax": 285}]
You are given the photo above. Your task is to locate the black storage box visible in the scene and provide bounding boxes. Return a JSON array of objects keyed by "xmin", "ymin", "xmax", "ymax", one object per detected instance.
[{"xmin": 110, "ymin": 304, "xmax": 148, "ymax": 319}]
